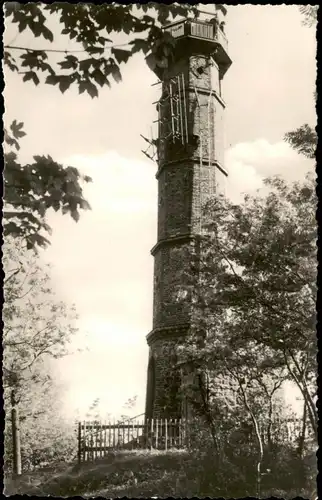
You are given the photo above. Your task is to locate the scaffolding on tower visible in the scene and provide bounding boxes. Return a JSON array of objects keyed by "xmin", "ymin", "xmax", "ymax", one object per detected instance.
[
  {"xmin": 152, "ymin": 74, "xmax": 189, "ymax": 146},
  {"xmin": 140, "ymin": 127, "xmax": 158, "ymax": 163},
  {"xmin": 193, "ymin": 66, "xmax": 216, "ymax": 235}
]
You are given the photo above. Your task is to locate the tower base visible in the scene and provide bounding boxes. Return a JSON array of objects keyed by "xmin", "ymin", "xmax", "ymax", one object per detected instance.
[{"xmin": 145, "ymin": 324, "xmax": 189, "ymax": 419}]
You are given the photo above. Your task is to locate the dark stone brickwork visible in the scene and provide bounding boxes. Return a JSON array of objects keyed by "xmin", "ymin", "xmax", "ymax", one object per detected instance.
[
  {"xmin": 145, "ymin": 334, "xmax": 186, "ymax": 419},
  {"xmin": 145, "ymin": 30, "xmax": 229, "ymax": 420},
  {"xmin": 157, "ymin": 165, "xmax": 194, "ymax": 241},
  {"xmin": 153, "ymin": 242, "xmax": 192, "ymax": 329}
]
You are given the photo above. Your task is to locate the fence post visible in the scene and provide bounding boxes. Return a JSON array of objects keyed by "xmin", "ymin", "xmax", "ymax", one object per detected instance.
[
  {"xmin": 150, "ymin": 418, "xmax": 154, "ymax": 450},
  {"xmin": 155, "ymin": 418, "xmax": 159, "ymax": 449},
  {"xmin": 165, "ymin": 418, "xmax": 168, "ymax": 451},
  {"xmin": 11, "ymin": 389, "xmax": 22, "ymax": 476},
  {"xmin": 83, "ymin": 420, "xmax": 86, "ymax": 462},
  {"xmin": 77, "ymin": 422, "xmax": 82, "ymax": 464},
  {"xmin": 144, "ymin": 418, "xmax": 148, "ymax": 448}
]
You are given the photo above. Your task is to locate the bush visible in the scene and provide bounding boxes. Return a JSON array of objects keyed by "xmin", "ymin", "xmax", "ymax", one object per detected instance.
[
  {"xmin": 169, "ymin": 415, "xmax": 316, "ymax": 497},
  {"xmin": 4, "ymin": 414, "xmax": 77, "ymax": 473}
]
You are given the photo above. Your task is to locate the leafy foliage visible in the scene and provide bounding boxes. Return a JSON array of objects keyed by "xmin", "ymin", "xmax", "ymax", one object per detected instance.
[
  {"xmin": 284, "ymin": 124, "xmax": 317, "ymax": 159},
  {"xmin": 3, "ymin": 237, "xmax": 78, "ymax": 395},
  {"xmin": 4, "ymin": 373, "xmax": 77, "ymax": 473},
  {"xmin": 180, "ymin": 171, "xmax": 317, "ymax": 444},
  {"xmin": 4, "ymin": 4, "xmax": 200, "ymax": 248},
  {"xmin": 3, "ymin": 237, "xmax": 80, "ymax": 475},
  {"xmin": 4, "ymin": 3, "xmax": 198, "ymax": 98},
  {"xmin": 299, "ymin": 5, "xmax": 318, "ymax": 27},
  {"xmin": 4, "ymin": 121, "xmax": 92, "ymax": 250}
]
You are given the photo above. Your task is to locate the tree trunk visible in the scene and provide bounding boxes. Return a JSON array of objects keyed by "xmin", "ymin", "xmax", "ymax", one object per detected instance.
[
  {"xmin": 238, "ymin": 383, "xmax": 263, "ymax": 497},
  {"xmin": 284, "ymin": 351, "xmax": 317, "ymax": 440},
  {"xmin": 267, "ymin": 398, "xmax": 273, "ymax": 450},
  {"xmin": 197, "ymin": 374, "xmax": 220, "ymax": 453},
  {"xmin": 11, "ymin": 389, "xmax": 22, "ymax": 476},
  {"xmin": 297, "ymin": 400, "xmax": 307, "ymax": 458}
]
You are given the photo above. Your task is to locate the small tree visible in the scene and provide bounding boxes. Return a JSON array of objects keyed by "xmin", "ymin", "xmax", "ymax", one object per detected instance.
[
  {"xmin": 3, "ymin": 236, "xmax": 79, "ymax": 473},
  {"xmin": 3, "ymin": 237, "xmax": 78, "ymax": 387},
  {"xmin": 187, "ymin": 171, "xmax": 317, "ymax": 439},
  {"xmin": 4, "ymin": 366, "xmax": 76, "ymax": 474},
  {"xmin": 175, "ymin": 160, "xmax": 316, "ymax": 495}
]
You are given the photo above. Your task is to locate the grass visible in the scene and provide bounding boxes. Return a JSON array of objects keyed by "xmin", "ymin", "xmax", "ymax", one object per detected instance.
[
  {"xmin": 4, "ymin": 448, "xmax": 192, "ymax": 498},
  {"xmin": 4, "ymin": 447, "xmax": 317, "ymax": 498}
]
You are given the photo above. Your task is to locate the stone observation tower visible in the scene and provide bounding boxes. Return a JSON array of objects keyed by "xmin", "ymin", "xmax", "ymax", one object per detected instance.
[{"xmin": 144, "ymin": 5, "xmax": 232, "ymax": 420}]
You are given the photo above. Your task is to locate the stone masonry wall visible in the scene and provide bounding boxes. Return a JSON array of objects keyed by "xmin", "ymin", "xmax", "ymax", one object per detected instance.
[
  {"xmin": 157, "ymin": 164, "xmax": 193, "ymax": 241},
  {"xmin": 147, "ymin": 49, "xmax": 228, "ymax": 420},
  {"xmin": 153, "ymin": 242, "xmax": 192, "ymax": 329},
  {"xmin": 148, "ymin": 335, "xmax": 186, "ymax": 419}
]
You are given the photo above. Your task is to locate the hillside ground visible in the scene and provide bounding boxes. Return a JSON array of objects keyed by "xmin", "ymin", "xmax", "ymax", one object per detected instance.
[{"xmin": 4, "ymin": 447, "xmax": 316, "ymax": 498}]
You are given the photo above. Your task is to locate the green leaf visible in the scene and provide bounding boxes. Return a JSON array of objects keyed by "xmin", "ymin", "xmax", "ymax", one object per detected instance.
[
  {"xmin": 98, "ymin": 36, "xmax": 112, "ymax": 45},
  {"xmin": 91, "ymin": 68, "xmax": 107, "ymax": 87},
  {"xmin": 10, "ymin": 120, "xmax": 26, "ymax": 139},
  {"xmin": 18, "ymin": 19, "xmax": 28, "ymax": 32},
  {"xmin": 58, "ymin": 76, "xmax": 72, "ymax": 94},
  {"xmin": 5, "ymin": 2, "xmax": 21, "ymax": 17},
  {"xmin": 23, "ymin": 71, "xmax": 40, "ymax": 85},
  {"xmin": 58, "ymin": 55, "xmax": 79, "ymax": 70},
  {"xmin": 20, "ymin": 51, "xmax": 40, "ymax": 69},
  {"xmin": 5, "ymin": 57, "xmax": 19, "ymax": 72},
  {"xmin": 111, "ymin": 48, "xmax": 132, "ymax": 64},
  {"xmin": 42, "ymin": 26, "xmax": 54, "ymax": 42},
  {"xmin": 79, "ymin": 58, "xmax": 94, "ymax": 73},
  {"xmin": 39, "ymin": 61, "xmax": 55, "ymax": 74},
  {"xmin": 79, "ymin": 80, "xmax": 98, "ymax": 98},
  {"xmin": 5, "ymin": 135, "xmax": 20, "ymax": 150},
  {"xmin": 5, "ymin": 151, "xmax": 18, "ymax": 162},
  {"xmin": 46, "ymin": 74, "xmax": 59, "ymax": 85},
  {"xmin": 86, "ymin": 46, "xmax": 105, "ymax": 55},
  {"xmin": 71, "ymin": 210, "xmax": 80, "ymax": 222},
  {"xmin": 157, "ymin": 5, "xmax": 170, "ymax": 25},
  {"xmin": 145, "ymin": 53, "xmax": 157, "ymax": 71},
  {"xmin": 28, "ymin": 20, "xmax": 45, "ymax": 38},
  {"xmin": 111, "ymin": 65, "xmax": 122, "ymax": 83},
  {"xmin": 130, "ymin": 38, "xmax": 150, "ymax": 55}
]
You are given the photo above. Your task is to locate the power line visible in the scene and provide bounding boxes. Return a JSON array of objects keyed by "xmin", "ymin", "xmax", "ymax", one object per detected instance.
[{"xmin": 4, "ymin": 41, "xmax": 133, "ymax": 54}]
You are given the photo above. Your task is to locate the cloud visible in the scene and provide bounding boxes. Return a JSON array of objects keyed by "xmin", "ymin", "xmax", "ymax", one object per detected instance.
[
  {"xmin": 225, "ymin": 139, "xmax": 313, "ymax": 202},
  {"xmin": 60, "ymin": 151, "xmax": 157, "ymax": 213}
]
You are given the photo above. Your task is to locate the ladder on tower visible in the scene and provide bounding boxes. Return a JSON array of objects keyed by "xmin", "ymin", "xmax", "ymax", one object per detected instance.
[
  {"xmin": 153, "ymin": 74, "xmax": 189, "ymax": 146},
  {"xmin": 194, "ymin": 78, "xmax": 216, "ymax": 236}
]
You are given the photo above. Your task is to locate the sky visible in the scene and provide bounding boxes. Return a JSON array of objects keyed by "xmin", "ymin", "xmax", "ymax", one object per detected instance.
[{"xmin": 4, "ymin": 5, "xmax": 316, "ymax": 420}]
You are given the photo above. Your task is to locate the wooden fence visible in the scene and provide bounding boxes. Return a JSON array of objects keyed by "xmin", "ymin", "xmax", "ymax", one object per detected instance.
[
  {"xmin": 77, "ymin": 416, "xmax": 312, "ymax": 463},
  {"xmin": 78, "ymin": 418, "xmax": 186, "ymax": 463}
]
